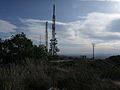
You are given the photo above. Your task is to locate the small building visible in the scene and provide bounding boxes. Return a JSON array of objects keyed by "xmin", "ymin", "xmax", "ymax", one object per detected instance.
[{"xmin": 80, "ymin": 55, "xmax": 87, "ymax": 60}]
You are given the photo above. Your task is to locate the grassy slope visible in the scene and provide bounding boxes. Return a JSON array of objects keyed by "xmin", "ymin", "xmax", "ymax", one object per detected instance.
[{"xmin": 0, "ymin": 59, "xmax": 119, "ymax": 90}]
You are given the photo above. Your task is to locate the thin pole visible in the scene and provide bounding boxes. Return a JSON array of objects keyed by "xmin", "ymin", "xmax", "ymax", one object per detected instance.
[
  {"xmin": 92, "ymin": 43, "xmax": 95, "ymax": 60},
  {"xmin": 46, "ymin": 21, "xmax": 48, "ymax": 52},
  {"xmin": 40, "ymin": 34, "xmax": 41, "ymax": 45}
]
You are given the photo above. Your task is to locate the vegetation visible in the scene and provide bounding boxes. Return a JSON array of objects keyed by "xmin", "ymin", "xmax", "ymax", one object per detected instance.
[
  {"xmin": 0, "ymin": 33, "xmax": 120, "ymax": 90},
  {"xmin": 0, "ymin": 33, "xmax": 48, "ymax": 64}
]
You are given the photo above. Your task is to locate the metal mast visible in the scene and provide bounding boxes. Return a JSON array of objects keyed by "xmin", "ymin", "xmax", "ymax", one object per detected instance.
[
  {"xmin": 45, "ymin": 21, "xmax": 48, "ymax": 52},
  {"xmin": 40, "ymin": 34, "xmax": 42, "ymax": 45},
  {"xmin": 92, "ymin": 43, "xmax": 95, "ymax": 60},
  {"xmin": 50, "ymin": 4, "xmax": 59, "ymax": 56}
]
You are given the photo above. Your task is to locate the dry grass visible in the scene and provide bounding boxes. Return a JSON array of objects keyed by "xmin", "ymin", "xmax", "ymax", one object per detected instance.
[{"xmin": 0, "ymin": 59, "xmax": 119, "ymax": 90}]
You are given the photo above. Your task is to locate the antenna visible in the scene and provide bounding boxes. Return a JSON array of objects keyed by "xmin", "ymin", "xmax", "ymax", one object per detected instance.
[
  {"xmin": 49, "ymin": 4, "xmax": 59, "ymax": 56},
  {"xmin": 92, "ymin": 43, "xmax": 95, "ymax": 60},
  {"xmin": 45, "ymin": 21, "xmax": 48, "ymax": 52}
]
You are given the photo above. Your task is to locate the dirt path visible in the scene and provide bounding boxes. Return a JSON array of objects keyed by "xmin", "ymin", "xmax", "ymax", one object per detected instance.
[{"xmin": 49, "ymin": 60, "xmax": 73, "ymax": 63}]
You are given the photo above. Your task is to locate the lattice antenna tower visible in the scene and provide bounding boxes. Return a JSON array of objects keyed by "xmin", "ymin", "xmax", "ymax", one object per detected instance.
[{"xmin": 49, "ymin": 5, "xmax": 59, "ymax": 56}]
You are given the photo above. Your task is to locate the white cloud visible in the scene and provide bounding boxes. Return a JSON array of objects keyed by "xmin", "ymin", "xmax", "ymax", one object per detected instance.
[
  {"xmin": 78, "ymin": 13, "xmax": 120, "ymax": 41},
  {"xmin": 20, "ymin": 12, "xmax": 120, "ymax": 55},
  {"xmin": 20, "ymin": 18, "xmax": 67, "ymax": 44},
  {"xmin": 0, "ymin": 20, "xmax": 17, "ymax": 33},
  {"xmin": 20, "ymin": 18, "xmax": 48, "ymax": 43}
]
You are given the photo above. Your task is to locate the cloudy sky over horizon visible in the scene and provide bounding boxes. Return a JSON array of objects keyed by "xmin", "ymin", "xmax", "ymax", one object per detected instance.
[{"xmin": 1, "ymin": 0, "xmax": 120, "ymax": 56}]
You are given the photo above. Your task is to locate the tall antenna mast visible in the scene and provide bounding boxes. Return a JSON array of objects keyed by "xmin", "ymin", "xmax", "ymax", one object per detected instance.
[
  {"xmin": 50, "ymin": 4, "xmax": 59, "ymax": 56},
  {"xmin": 45, "ymin": 21, "xmax": 48, "ymax": 52}
]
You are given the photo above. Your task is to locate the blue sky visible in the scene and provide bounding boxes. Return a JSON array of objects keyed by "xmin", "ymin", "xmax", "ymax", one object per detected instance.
[{"xmin": 1, "ymin": 0, "xmax": 120, "ymax": 56}]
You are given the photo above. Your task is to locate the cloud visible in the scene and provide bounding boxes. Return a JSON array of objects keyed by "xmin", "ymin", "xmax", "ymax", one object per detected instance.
[
  {"xmin": 78, "ymin": 13, "xmax": 120, "ymax": 41},
  {"xmin": 0, "ymin": 20, "xmax": 17, "ymax": 33},
  {"xmin": 19, "ymin": 12, "xmax": 120, "ymax": 55},
  {"xmin": 20, "ymin": 18, "xmax": 67, "ymax": 43},
  {"xmin": 107, "ymin": 19, "xmax": 120, "ymax": 32},
  {"xmin": 20, "ymin": 18, "xmax": 47, "ymax": 43},
  {"xmin": 57, "ymin": 13, "xmax": 120, "ymax": 45},
  {"xmin": 0, "ymin": 12, "xmax": 120, "ymax": 55}
]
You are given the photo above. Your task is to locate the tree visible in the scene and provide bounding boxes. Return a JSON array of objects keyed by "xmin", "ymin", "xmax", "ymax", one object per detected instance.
[
  {"xmin": 10, "ymin": 33, "xmax": 33, "ymax": 60},
  {"xmin": 1, "ymin": 33, "xmax": 48, "ymax": 64},
  {"xmin": 1, "ymin": 33, "xmax": 33, "ymax": 63}
]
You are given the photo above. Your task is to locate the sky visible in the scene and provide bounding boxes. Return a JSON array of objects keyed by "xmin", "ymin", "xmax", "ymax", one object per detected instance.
[{"xmin": 1, "ymin": 0, "xmax": 120, "ymax": 57}]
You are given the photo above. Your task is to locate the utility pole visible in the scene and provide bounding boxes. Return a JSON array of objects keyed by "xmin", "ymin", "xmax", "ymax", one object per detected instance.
[
  {"xmin": 45, "ymin": 21, "xmax": 48, "ymax": 52},
  {"xmin": 50, "ymin": 4, "xmax": 59, "ymax": 56},
  {"xmin": 40, "ymin": 34, "xmax": 42, "ymax": 45},
  {"xmin": 92, "ymin": 43, "xmax": 95, "ymax": 60}
]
